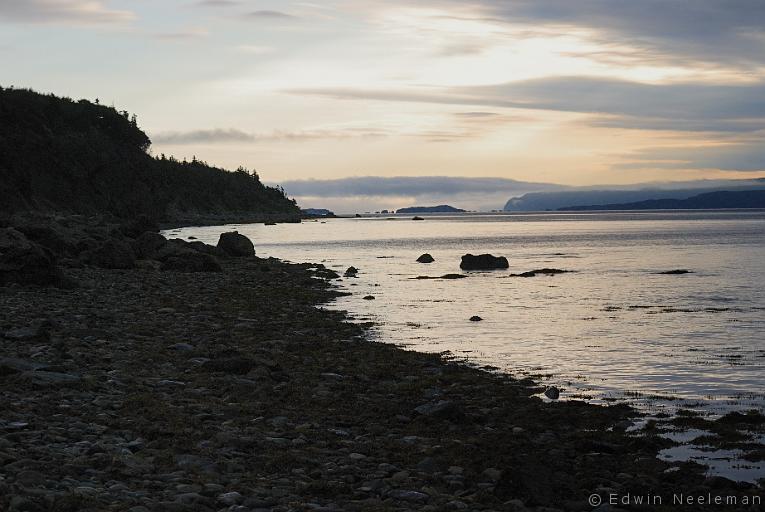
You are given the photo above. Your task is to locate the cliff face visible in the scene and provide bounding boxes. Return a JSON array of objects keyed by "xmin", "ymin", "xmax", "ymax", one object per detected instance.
[{"xmin": 0, "ymin": 87, "xmax": 301, "ymax": 222}]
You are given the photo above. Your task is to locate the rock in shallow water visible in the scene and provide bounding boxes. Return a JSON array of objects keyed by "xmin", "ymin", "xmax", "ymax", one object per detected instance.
[
  {"xmin": 460, "ymin": 253, "xmax": 509, "ymax": 270},
  {"xmin": 416, "ymin": 253, "xmax": 435, "ymax": 263},
  {"xmin": 544, "ymin": 386, "xmax": 560, "ymax": 400}
]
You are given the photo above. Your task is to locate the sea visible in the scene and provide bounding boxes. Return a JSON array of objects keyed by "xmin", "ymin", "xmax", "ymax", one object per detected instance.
[{"xmin": 171, "ymin": 210, "xmax": 765, "ymax": 481}]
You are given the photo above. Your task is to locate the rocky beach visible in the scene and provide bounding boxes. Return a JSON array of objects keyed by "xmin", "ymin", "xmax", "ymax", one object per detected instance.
[{"xmin": 1, "ymin": 216, "xmax": 763, "ymax": 511}]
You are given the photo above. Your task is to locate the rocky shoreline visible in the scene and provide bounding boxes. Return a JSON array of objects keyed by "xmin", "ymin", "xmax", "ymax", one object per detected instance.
[{"xmin": 1, "ymin": 217, "xmax": 763, "ymax": 511}]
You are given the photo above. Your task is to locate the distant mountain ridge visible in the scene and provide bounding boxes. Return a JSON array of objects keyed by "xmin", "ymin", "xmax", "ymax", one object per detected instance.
[
  {"xmin": 0, "ymin": 87, "xmax": 300, "ymax": 223},
  {"xmin": 396, "ymin": 205, "xmax": 466, "ymax": 213},
  {"xmin": 559, "ymin": 189, "xmax": 765, "ymax": 211},
  {"xmin": 504, "ymin": 181, "xmax": 765, "ymax": 211}
]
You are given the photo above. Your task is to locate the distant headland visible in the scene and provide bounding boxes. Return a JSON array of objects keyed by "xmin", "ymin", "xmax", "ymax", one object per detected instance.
[{"xmin": 396, "ymin": 205, "xmax": 466, "ymax": 214}]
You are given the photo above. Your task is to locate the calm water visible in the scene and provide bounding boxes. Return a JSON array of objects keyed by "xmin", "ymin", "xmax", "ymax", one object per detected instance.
[
  {"xmin": 172, "ymin": 211, "xmax": 765, "ymax": 414},
  {"xmin": 173, "ymin": 211, "xmax": 765, "ymax": 480}
]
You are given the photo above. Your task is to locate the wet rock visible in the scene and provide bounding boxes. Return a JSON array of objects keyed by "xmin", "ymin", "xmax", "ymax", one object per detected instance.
[
  {"xmin": 413, "ymin": 274, "xmax": 466, "ymax": 280},
  {"xmin": 460, "ymin": 253, "xmax": 509, "ymax": 270},
  {"xmin": 412, "ymin": 216, "xmax": 425, "ymax": 221},
  {"xmin": 363, "ymin": 295, "xmax": 375, "ymax": 300},
  {"xmin": 511, "ymin": 268, "xmax": 570, "ymax": 277},
  {"xmin": 217, "ymin": 231, "xmax": 255, "ymax": 257},
  {"xmin": 414, "ymin": 400, "xmax": 463, "ymax": 421},
  {"xmin": 657, "ymin": 269, "xmax": 692, "ymax": 275},
  {"xmin": 544, "ymin": 386, "xmax": 560, "ymax": 400},
  {"xmin": 187, "ymin": 241, "xmax": 225, "ymax": 258},
  {"xmin": 417, "ymin": 253, "xmax": 435, "ymax": 263},
  {"xmin": 344, "ymin": 266, "xmax": 359, "ymax": 277},
  {"xmin": 387, "ymin": 489, "xmax": 429, "ymax": 502},
  {"xmin": 217, "ymin": 492, "xmax": 243, "ymax": 505},
  {"xmin": 469, "ymin": 315, "xmax": 483, "ymax": 322}
]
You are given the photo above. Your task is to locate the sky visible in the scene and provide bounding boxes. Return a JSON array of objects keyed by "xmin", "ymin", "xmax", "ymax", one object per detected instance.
[{"xmin": 2, "ymin": 0, "xmax": 765, "ymax": 211}]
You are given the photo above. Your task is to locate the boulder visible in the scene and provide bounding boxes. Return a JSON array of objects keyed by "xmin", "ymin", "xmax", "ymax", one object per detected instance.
[
  {"xmin": 460, "ymin": 253, "xmax": 509, "ymax": 270},
  {"xmin": 83, "ymin": 239, "xmax": 136, "ymax": 269},
  {"xmin": 0, "ymin": 228, "xmax": 62, "ymax": 286},
  {"xmin": 344, "ymin": 266, "xmax": 359, "ymax": 277},
  {"xmin": 187, "ymin": 241, "xmax": 225, "ymax": 258},
  {"xmin": 120, "ymin": 215, "xmax": 159, "ymax": 239},
  {"xmin": 414, "ymin": 400, "xmax": 463, "ymax": 421},
  {"xmin": 15, "ymin": 223, "xmax": 72, "ymax": 256},
  {"xmin": 412, "ymin": 216, "xmax": 425, "ymax": 221},
  {"xmin": 469, "ymin": 316, "xmax": 483, "ymax": 322},
  {"xmin": 544, "ymin": 386, "xmax": 560, "ymax": 400},
  {"xmin": 132, "ymin": 232, "xmax": 168, "ymax": 260},
  {"xmin": 217, "ymin": 231, "xmax": 255, "ymax": 257},
  {"xmin": 416, "ymin": 253, "xmax": 435, "ymax": 263}
]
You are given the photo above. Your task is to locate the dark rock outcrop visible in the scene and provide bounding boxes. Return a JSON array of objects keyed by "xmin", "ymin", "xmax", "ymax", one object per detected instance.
[
  {"xmin": 416, "ymin": 253, "xmax": 435, "ymax": 263},
  {"xmin": 469, "ymin": 315, "xmax": 483, "ymax": 322},
  {"xmin": 0, "ymin": 228, "xmax": 62, "ymax": 286},
  {"xmin": 511, "ymin": 268, "xmax": 570, "ymax": 277},
  {"xmin": 217, "ymin": 232, "xmax": 255, "ymax": 257},
  {"xmin": 344, "ymin": 266, "xmax": 359, "ymax": 277},
  {"xmin": 460, "ymin": 253, "xmax": 509, "ymax": 270}
]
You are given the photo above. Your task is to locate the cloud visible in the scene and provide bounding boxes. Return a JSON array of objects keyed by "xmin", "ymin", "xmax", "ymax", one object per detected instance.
[
  {"xmin": 618, "ymin": 141, "xmax": 765, "ymax": 171},
  {"xmin": 153, "ymin": 28, "xmax": 209, "ymax": 41},
  {"xmin": 290, "ymin": 77, "xmax": 765, "ymax": 133},
  {"xmin": 151, "ymin": 127, "xmax": 389, "ymax": 145},
  {"xmin": 195, "ymin": 0, "xmax": 239, "ymax": 6},
  {"xmin": 152, "ymin": 129, "xmax": 256, "ymax": 145},
  {"xmin": 246, "ymin": 10, "xmax": 296, "ymax": 20},
  {"xmin": 430, "ymin": 0, "xmax": 765, "ymax": 68},
  {"xmin": 0, "ymin": 0, "xmax": 135, "ymax": 24},
  {"xmin": 278, "ymin": 176, "xmax": 565, "ymax": 197},
  {"xmin": 274, "ymin": 176, "xmax": 569, "ymax": 212}
]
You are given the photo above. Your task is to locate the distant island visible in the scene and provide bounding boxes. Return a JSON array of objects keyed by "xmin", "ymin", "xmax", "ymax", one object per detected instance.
[
  {"xmin": 558, "ymin": 189, "xmax": 765, "ymax": 211},
  {"xmin": 301, "ymin": 208, "xmax": 336, "ymax": 217},
  {"xmin": 0, "ymin": 87, "xmax": 300, "ymax": 224},
  {"xmin": 396, "ymin": 204, "xmax": 466, "ymax": 213}
]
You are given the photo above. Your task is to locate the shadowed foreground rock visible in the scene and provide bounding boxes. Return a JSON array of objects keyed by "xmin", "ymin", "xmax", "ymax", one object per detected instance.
[{"xmin": 0, "ymin": 228, "xmax": 760, "ymax": 511}]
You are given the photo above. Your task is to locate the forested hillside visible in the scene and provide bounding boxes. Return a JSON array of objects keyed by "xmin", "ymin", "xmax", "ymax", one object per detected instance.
[{"xmin": 0, "ymin": 87, "xmax": 300, "ymax": 222}]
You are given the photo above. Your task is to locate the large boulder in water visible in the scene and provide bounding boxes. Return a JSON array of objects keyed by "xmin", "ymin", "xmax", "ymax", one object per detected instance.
[
  {"xmin": 416, "ymin": 253, "xmax": 435, "ymax": 263},
  {"xmin": 0, "ymin": 228, "xmax": 62, "ymax": 286},
  {"xmin": 217, "ymin": 231, "xmax": 255, "ymax": 257},
  {"xmin": 460, "ymin": 253, "xmax": 509, "ymax": 270}
]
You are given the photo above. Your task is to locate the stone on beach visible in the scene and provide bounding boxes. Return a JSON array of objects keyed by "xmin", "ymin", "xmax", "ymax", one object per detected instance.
[{"xmin": 216, "ymin": 231, "xmax": 255, "ymax": 257}]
